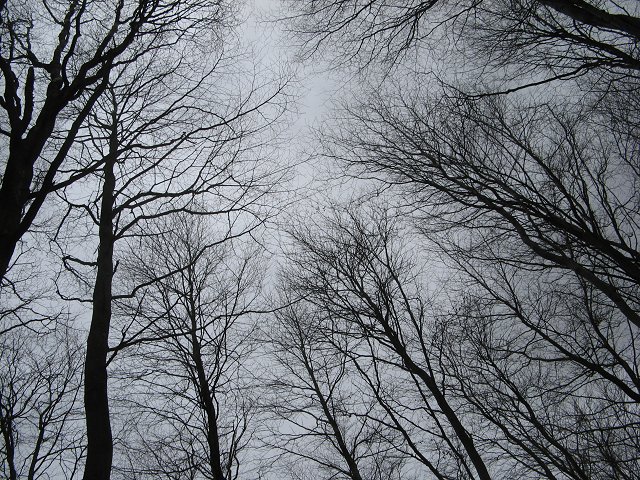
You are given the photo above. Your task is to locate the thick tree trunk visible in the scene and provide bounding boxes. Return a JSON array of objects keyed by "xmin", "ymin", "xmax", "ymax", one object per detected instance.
[
  {"xmin": 539, "ymin": 0, "xmax": 640, "ymax": 40},
  {"xmin": 0, "ymin": 151, "xmax": 31, "ymax": 281},
  {"xmin": 0, "ymin": 87, "xmax": 63, "ymax": 282},
  {"xmin": 0, "ymin": 74, "xmax": 106, "ymax": 284},
  {"xmin": 82, "ymin": 153, "xmax": 116, "ymax": 480}
]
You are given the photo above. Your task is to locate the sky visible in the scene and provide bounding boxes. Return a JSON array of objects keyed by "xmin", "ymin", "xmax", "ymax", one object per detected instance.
[{"xmin": 2, "ymin": 2, "xmax": 640, "ymax": 479}]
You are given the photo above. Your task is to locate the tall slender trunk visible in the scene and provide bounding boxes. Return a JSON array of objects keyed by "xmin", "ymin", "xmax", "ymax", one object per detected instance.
[
  {"xmin": 83, "ymin": 125, "xmax": 117, "ymax": 480},
  {"xmin": 302, "ymin": 353, "xmax": 364, "ymax": 480},
  {"xmin": 378, "ymin": 319, "xmax": 492, "ymax": 480},
  {"xmin": 189, "ymin": 309, "xmax": 225, "ymax": 480}
]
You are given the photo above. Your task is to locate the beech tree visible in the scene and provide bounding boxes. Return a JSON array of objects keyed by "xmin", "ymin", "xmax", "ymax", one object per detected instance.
[
  {"xmin": 286, "ymin": 0, "xmax": 640, "ymax": 82},
  {"xmin": 277, "ymin": 1, "xmax": 640, "ymax": 478},
  {"xmin": 280, "ymin": 209, "xmax": 495, "ymax": 479},
  {"xmin": 278, "ymin": 206, "xmax": 640, "ymax": 478},
  {"xmin": 0, "ymin": 0, "xmax": 230, "ymax": 283},
  {"xmin": 110, "ymin": 214, "xmax": 262, "ymax": 480},
  {"xmin": 3, "ymin": 0, "xmax": 638, "ymax": 478},
  {"xmin": 0, "ymin": 324, "xmax": 84, "ymax": 480},
  {"xmin": 263, "ymin": 298, "xmax": 404, "ymax": 480},
  {"xmin": 51, "ymin": 12, "xmax": 284, "ymax": 478}
]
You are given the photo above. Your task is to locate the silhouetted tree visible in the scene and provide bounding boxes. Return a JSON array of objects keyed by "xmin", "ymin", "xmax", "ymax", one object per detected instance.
[
  {"xmin": 262, "ymin": 296, "xmax": 406, "ymax": 480},
  {"xmin": 287, "ymin": 1, "xmax": 640, "ymax": 83},
  {"xmin": 51, "ymin": 13, "xmax": 284, "ymax": 477},
  {"xmin": 0, "ymin": 324, "xmax": 84, "ymax": 480},
  {"xmin": 110, "ymin": 214, "xmax": 263, "ymax": 480},
  {"xmin": 278, "ymin": 205, "xmax": 640, "ymax": 478},
  {"xmin": 0, "ymin": 0, "xmax": 229, "ymax": 283},
  {"xmin": 280, "ymin": 2, "xmax": 640, "ymax": 477}
]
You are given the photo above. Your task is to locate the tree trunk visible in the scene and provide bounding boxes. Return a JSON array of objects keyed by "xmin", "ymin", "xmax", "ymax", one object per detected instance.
[
  {"xmin": 303, "ymin": 357, "xmax": 364, "ymax": 480},
  {"xmin": 0, "ymin": 90, "xmax": 62, "ymax": 282},
  {"xmin": 190, "ymin": 312, "xmax": 226, "ymax": 480},
  {"xmin": 0, "ymin": 140, "xmax": 39, "ymax": 280},
  {"xmin": 379, "ymin": 319, "xmax": 492, "ymax": 480},
  {"xmin": 82, "ymin": 150, "xmax": 116, "ymax": 480},
  {"xmin": 0, "ymin": 408, "xmax": 18, "ymax": 480}
]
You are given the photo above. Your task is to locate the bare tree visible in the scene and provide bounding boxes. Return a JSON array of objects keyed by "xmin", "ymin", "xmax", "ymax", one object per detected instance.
[
  {"xmin": 275, "ymin": 204, "xmax": 640, "ymax": 478},
  {"xmin": 48, "ymin": 14, "xmax": 284, "ymax": 476},
  {"xmin": 285, "ymin": 0, "xmax": 640, "ymax": 86},
  {"xmin": 276, "ymin": 1, "xmax": 640, "ymax": 477},
  {"xmin": 0, "ymin": 323, "xmax": 84, "ymax": 480},
  {"xmin": 262, "ymin": 296, "xmax": 406, "ymax": 480},
  {"xmin": 0, "ymin": 0, "xmax": 231, "ymax": 283},
  {"xmin": 109, "ymin": 213, "xmax": 263, "ymax": 480},
  {"xmin": 276, "ymin": 208, "xmax": 496, "ymax": 479}
]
